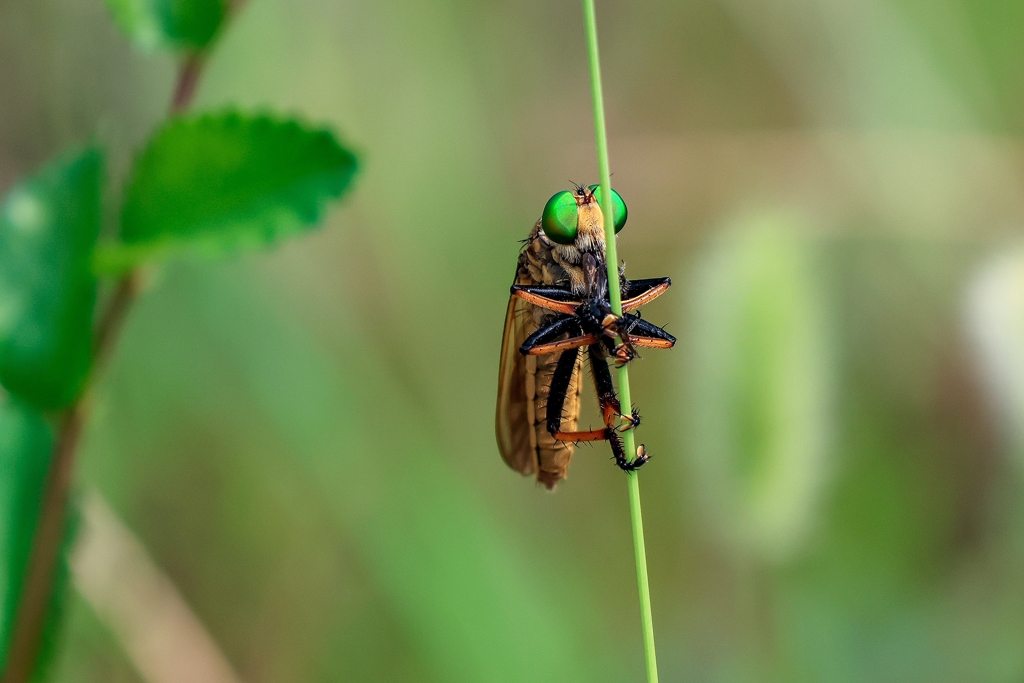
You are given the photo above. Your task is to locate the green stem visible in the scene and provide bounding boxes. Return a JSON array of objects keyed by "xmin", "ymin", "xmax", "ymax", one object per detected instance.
[{"xmin": 582, "ymin": 2, "xmax": 659, "ymax": 682}]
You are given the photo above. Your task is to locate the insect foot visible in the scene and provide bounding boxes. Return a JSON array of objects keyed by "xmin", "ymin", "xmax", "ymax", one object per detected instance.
[
  {"xmin": 612, "ymin": 407, "xmax": 641, "ymax": 433},
  {"xmin": 611, "ymin": 341, "xmax": 636, "ymax": 367},
  {"xmin": 621, "ymin": 444, "xmax": 651, "ymax": 472},
  {"xmin": 610, "ymin": 436, "xmax": 650, "ymax": 472}
]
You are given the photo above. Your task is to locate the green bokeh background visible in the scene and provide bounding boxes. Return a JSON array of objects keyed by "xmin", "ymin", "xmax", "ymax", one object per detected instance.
[{"xmin": 5, "ymin": 0, "xmax": 1024, "ymax": 681}]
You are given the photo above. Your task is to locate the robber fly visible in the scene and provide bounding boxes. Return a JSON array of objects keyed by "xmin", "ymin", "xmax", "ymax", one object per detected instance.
[{"xmin": 496, "ymin": 184, "xmax": 675, "ymax": 489}]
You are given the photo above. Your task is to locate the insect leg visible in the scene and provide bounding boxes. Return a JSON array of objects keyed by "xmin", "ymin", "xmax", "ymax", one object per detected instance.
[
  {"xmin": 526, "ymin": 334, "xmax": 599, "ymax": 357},
  {"xmin": 521, "ymin": 316, "xmax": 599, "ymax": 357},
  {"xmin": 548, "ymin": 343, "xmax": 641, "ymax": 441},
  {"xmin": 619, "ymin": 314, "xmax": 676, "ymax": 348},
  {"xmin": 621, "ymin": 277, "xmax": 671, "ymax": 312},
  {"xmin": 521, "ymin": 316, "xmax": 578, "ymax": 352},
  {"xmin": 629, "ymin": 336, "xmax": 674, "ymax": 349},
  {"xmin": 544, "ymin": 346, "xmax": 602, "ymax": 441},
  {"xmin": 544, "ymin": 345, "xmax": 649, "ymax": 473},
  {"xmin": 605, "ymin": 432, "xmax": 648, "ymax": 472},
  {"xmin": 511, "ymin": 284, "xmax": 579, "ymax": 302},
  {"xmin": 512, "ymin": 285, "xmax": 580, "ymax": 314},
  {"xmin": 588, "ymin": 345, "xmax": 640, "ymax": 434},
  {"xmin": 520, "ymin": 314, "xmax": 573, "ymax": 348},
  {"xmin": 589, "ymin": 345, "xmax": 648, "ymax": 472},
  {"xmin": 545, "ymin": 347, "xmax": 616, "ymax": 441},
  {"xmin": 552, "ymin": 428, "xmax": 612, "ymax": 442}
]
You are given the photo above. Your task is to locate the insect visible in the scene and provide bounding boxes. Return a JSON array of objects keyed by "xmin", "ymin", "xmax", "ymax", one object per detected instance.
[{"xmin": 495, "ymin": 184, "xmax": 675, "ymax": 489}]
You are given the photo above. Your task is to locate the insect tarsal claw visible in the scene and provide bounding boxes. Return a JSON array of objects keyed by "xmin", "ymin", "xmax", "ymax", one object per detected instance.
[
  {"xmin": 614, "ymin": 408, "xmax": 641, "ymax": 433},
  {"xmin": 618, "ymin": 444, "xmax": 651, "ymax": 472},
  {"xmin": 612, "ymin": 342, "xmax": 635, "ymax": 367}
]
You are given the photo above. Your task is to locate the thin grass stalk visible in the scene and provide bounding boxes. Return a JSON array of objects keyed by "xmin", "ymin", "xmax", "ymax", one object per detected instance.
[{"xmin": 582, "ymin": 2, "xmax": 659, "ymax": 682}]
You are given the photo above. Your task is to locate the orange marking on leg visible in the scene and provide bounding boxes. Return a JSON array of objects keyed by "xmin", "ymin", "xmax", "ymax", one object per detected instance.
[
  {"xmin": 630, "ymin": 335, "xmax": 674, "ymax": 349},
  {"xmin": 526, "ymin": 334, "xmax": 598, "ymax": 356},
  {"xmin": 513, "ymin": 289, "xmax": 578, "ymax": 314},
  {"xmin": 623, "ymin": 281, "xmax": 670, "ymax": 312},
  {"xmin": 602, "ymin": 402, "xmax": 620, "ymax": 428},
  {"xmin": 601, "ymin": 401, "xmax": 637, "ymax": 433},
  {"xmin": 553, "ymin": 429, "xmax": 608, "ymax": 442}
]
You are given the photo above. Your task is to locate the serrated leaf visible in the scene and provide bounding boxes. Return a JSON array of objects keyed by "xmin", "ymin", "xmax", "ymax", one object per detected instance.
[
  {"xmin": 102, "ymin": 0, "xmax": 226, "ymax": 53},
  {"xmin": 0, "ymin": 397, "xmax": 53, "ymax": 671},
  {"xmin": 0, "ymin": 148, "xmax": 103, "ymax": 410},
  {"xmin": 104, "ymin": 113, "xmax": 358, "ymax": 269}
]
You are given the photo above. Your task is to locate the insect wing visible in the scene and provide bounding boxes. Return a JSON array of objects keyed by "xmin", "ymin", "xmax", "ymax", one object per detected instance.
[
  {"xmin": 496, "ymin": 290, "xmax": 585, "ymax": 486},
  {"xmin": 496, "ymin": 235, "xmax": 585, "ymax": 488},
  {"xmin": 496, "ymin": 290, "xmax": 536, "ymax": 476}
]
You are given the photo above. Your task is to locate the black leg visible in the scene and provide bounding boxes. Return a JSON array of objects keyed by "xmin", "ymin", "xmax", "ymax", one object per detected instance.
[
  {"xmin": 588, "ymin": 345, "xmax": 646, "ymax": 472},
  {"xmin": 511, "ymin": 285, "xmax": 581, "ymax": 314},
  {"xmin": 511, "ymin": 284, "xmax": 579, "ymax": 302},
  {"xmin": 622, "ymin": 277, "xmax": 672, "ymax": 312},
  {"xmin": 588, "ymin": 344, "xmax": 639, "ymax": 430},
  {"xmin": 542, "ymin": 344, "xmax": 650, "ymax": 472},
  {"xmin": 623, "ymin": 277, "xmax": 671, "ymax": 298},
  {"xmin": 588, "ymin": 342, "xmax": 618, "ymax": 407},
  {"xmin": 520, "ymin": 315, "xmax": 581, "ymax": 355},
  {"xmin": 546, "ymin": 345, "xmax": 624, "ymax": 443},
  {"xmin": 620, "ymin": 314, "xmax": 676, "ymax": 347},
  {"xmin": 545, "ymin": 346, "xmax": 582, "ymax": 437}
]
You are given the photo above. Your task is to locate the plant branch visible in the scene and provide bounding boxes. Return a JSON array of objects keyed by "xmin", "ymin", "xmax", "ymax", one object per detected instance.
[
  {"xmin": 1, "ymin": 56, "xmax": 204, "ymax": 682},
  {"xmin": 171, "ymin": 54, "xmax": 204, "ymax": 115},
  {"xmin": 582, "ymin": 2, "xmax": 659, "ymax": 682},
  {"xmin": 93, "ymin": 271, "xmax": 144, "ymax": 367},
  {"xmin": 0, "ymin": 399, "xmax": 89, "ymax": 683}
]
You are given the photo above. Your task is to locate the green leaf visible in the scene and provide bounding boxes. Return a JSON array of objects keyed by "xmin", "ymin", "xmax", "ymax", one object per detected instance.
[
  {"xmin": 101, "ymin": 112, "xmax": 358, "ymax": 270},
  {"xmin": 102, "ymin": 0, "xmax": 226, "ymax": 53},
  {"xmin": 0, "ymin": 148, "xmax": 103, "ymax": 410},
  {"xmin": 0, "ymin": 397, "xmax": 53, "ymax": 671}
]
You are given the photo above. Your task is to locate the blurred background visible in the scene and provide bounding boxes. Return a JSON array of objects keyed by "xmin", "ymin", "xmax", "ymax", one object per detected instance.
[{"xmin": 4, "ymin": 0, "xmax": 1024, "ymax": 681}]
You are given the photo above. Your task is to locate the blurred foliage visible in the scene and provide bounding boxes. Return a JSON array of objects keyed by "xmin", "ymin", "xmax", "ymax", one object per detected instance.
[
  {"xmin": 682, "ymin": 215, "xmax": 832, "ymax": 564},
  {"xmin": 31, "ymin": 508, "xmax": 78, "ymax": 683},
  {"xmin": 102, "ymin": 0, "xmax": 226, "ymax": 52},
  {"xmin": 0, "ymin": 0, "xmax": 358, "ymax": 676},
  {"xmin": 3, "ymin": 0, "xmax": 1024, "ymax": 683},
  {"xmin": 969, "ymin": 249, "xmax": 1024, "ymax": 456},
  {"xmin": 0, "ymin": 400, "xmax": 52, "ymax": 671},
  {"xmin": 0, "ymin": 149, "xmax": 102, "ymax": 410}
]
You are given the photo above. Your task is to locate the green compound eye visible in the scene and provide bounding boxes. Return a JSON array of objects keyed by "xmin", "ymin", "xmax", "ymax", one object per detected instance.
[
  {"xmin": 588, "ymin": 185, "xmax": 628, "ymax": 233},
  {"xmin": 541, "ymin": 190, "xmax": 579, "ymax": 245}
]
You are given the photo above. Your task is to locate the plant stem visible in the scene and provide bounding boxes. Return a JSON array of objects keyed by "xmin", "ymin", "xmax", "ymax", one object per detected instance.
[
  {"xmin": 1, "ymin": 54, "xmax": 204, "ymax": 681},
  {"xmin": 582, "ymin": 2, "xmax": 659, "ymax": 682},
  {"xmin": 171, "ymin": 54, "xmax": 204, "ymax": 114},
  {"xmin": 0, "ymin": 400, "xmax": 88, "ymax": 683}
]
